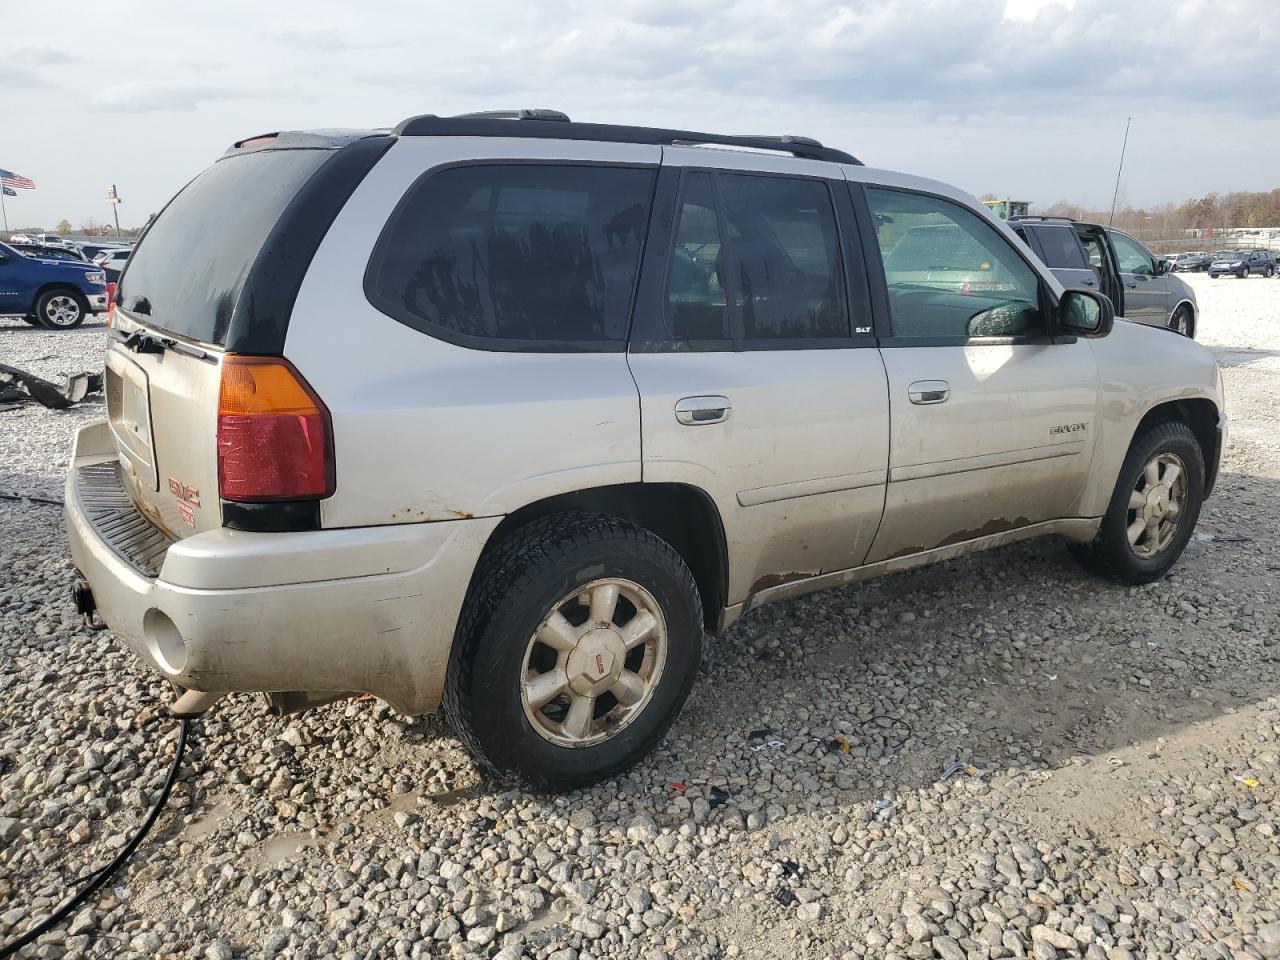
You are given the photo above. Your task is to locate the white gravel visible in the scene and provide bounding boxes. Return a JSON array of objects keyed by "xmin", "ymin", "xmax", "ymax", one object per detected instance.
[{"xmin": 1, "ymin": 277, "xmax": 1279, "ymax": 960}]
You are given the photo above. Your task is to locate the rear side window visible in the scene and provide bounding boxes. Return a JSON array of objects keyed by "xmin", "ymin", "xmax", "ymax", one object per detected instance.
[
  {"xmin": 661, "ymin": 170, "xmax": 851, "ymax": 347},
  {"xmin": 1031, "ymin": 225, "xmax": 1088, "ymax": 270},
  {"xmin": 718, "ymin": 174, "xmax": 848, "ymax": 340},
  {"xmin": 366, "ymin": 164, "xmax": 656, "ymax": 351},
  {"xmin": 118, "ymin": 149, "xmax": 332, "ymax": 345}
]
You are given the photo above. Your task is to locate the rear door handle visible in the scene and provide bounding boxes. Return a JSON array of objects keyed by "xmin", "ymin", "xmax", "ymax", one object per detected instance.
[
  {"xmin": 675, "ymin": 395, "xmax": 732, "ymax": 425},
  {"xmin": 1079, "ymin": 278, "xmax": 1095, "ymax": 286},
  {"xmin": 908, "ymin": 380, "xmax": 950, "ymax": 405}
]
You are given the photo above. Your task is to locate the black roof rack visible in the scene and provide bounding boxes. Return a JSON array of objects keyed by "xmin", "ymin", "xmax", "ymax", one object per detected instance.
[
  {"xmin": 1007, "ymin": 215, "xmax": 1078, "ymax": 224},
  {"xmin": 394, "ymin": 110, "xmax": 862, "ymax": 165}
]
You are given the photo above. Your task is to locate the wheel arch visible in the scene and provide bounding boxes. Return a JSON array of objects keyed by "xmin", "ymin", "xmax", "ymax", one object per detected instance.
[
  {"xmin": 1132, "ymin": 397, "xmax": 1221, "ymax": 496},
  {"xmin": 477, "ymin": 482, "xmax": 729, "ymax": 632},
  {"xmin": 32, "ymin": 282, "xmax": 89, "ymax": 312},
  {"xmin": 1170, "ymin": 298, "xmax": 1197, "ymax": 337}
]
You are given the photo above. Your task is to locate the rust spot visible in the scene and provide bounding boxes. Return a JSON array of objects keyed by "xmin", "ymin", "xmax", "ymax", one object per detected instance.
[
  {"xmin": 933, "ymin": 516, "xmax": 1031, "ymax": 549},
  {"xmin": 750, "ymin": 571, "xmax": 818, "ymax": 594},
  {"xmin": 447, "ymin": 509, "xmax": 475, "ymax": 520}
]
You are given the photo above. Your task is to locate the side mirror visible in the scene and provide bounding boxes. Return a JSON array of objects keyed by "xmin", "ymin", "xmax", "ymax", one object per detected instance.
[{"xmin": 1059, "ymin": 289, "xmax": 1114, "ymax": 338}]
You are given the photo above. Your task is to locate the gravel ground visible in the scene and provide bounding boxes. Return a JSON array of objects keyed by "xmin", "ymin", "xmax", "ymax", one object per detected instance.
[{"xmin": 1, "ymin": 274, "xmax": 1279, "ymax": 960}]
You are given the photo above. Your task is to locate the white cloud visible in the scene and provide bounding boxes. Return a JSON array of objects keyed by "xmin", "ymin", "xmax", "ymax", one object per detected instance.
[{"xmin": 2, "ymin": 0, "xmax": 1277, "ymax": 227}]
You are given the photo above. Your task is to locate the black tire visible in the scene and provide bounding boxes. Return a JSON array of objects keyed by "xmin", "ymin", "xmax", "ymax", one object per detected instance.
[
  {"xmin": 1069, "ymin": 420, "xmax": 1204, "ymax": 584},
  {"xmin": 1265, "ymin": 266, "xmax": 1275, "ymax": 279},
  {"xmin": 34, "ymin": 288, "xmax": 86, "ymax": 329},
  {"xmin": 1239, "ymin": 268, "xmax": 1250, "ymax": 279},
  {"xmin": 1210, "ymin": 273, "xmax": 1219, "ymax": 279},
  {"xmin": 444, "ymin": 513, "xmax": 703, "ymax": 791},
  {"xmin": 21, "ymin": 315, "xmax": 42, "ymax": 326},
  {"xmin": 1168, "ymin": 304, "xmax": 1193, "ymax": 338}
]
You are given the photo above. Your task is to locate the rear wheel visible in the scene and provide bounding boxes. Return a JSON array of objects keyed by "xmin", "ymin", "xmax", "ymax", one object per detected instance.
[
  {"xmin": 444, "ymin": 513, "xmax": 703, "ymax": 790},
  {"xmin": 35, "ymin": 289, "xmax": 86, "ymax": 329},
  {"xmin": 1069, "ymin": 421, "xmax": 1204, "ymax": 584}
]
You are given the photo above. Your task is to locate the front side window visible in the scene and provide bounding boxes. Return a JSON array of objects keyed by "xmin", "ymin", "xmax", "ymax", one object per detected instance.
[
  {"xmin": 1109, "ymin": 231, "xmax": 1155, "ymax": 276},
  {"xmin": 367, "ymin": 164, "xmax": 656, "ymax": 349},
  {"xmin": 663, "ymin": 171, "xmax": 850, "ymax": 344},
  {"xmin": 866, "ymin": 188, "xmax": 1042, "ymax": 339}
]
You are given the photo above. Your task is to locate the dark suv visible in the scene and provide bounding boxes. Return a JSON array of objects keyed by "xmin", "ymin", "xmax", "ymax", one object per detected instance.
[{"xmin": 1010, "ymin": 218, "xmax": 1198, "ymax": 338}]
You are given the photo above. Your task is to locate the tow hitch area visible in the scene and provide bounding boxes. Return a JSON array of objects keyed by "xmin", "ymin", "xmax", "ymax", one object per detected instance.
[{"xmin": 71, "ymin": 577, "xmax": 105, "ymax": 631}]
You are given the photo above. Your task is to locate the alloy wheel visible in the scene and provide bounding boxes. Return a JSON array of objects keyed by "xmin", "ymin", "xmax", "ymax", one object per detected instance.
[
  {"xmin": 520, "ymin": 578, "xmax": 668, "ymax": 748},
  {"xmin": 1126, "ymin": 453, "xmax": 1187, "ymax": 559},
  {"xmin": 43, "ymin": 295, "xmax": 82, "ymax": 327}
]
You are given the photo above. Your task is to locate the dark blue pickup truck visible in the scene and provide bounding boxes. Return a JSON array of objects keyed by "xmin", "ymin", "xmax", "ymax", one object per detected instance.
[{"xmin": 0, "ymin": 241, "xmax": 108, "ymax": 329}]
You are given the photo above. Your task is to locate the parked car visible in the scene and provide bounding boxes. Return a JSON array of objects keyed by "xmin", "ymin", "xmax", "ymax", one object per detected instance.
[
  {"xmin": 34, "ymin": 233, "xmax": 66, "ymax": 247},
  {"xmin": 76, "ymin": 242, "xmax": 127, "ymax": 261},
  {"xmin": 1209, "ymin": 249, "xmax": 1276, "ymax": 278},
  {"xmin": 9, "ymin": 242, "xmax": 90, "ymax": 263},
  {"xmin": 65, "ymin": 113, "xmax": 1225, "ymax": 789},
  {"xmin": 0, "ymin": 240, "xmax": 108, "ymax": 328},
  {"xmin": 93, "ymin": 248, "xmax": 133, "ymax": 274},
  {"xmin": 1010, "ymin": 217, "xmax": 1198, "ymax": 337},
  {"xmin": 7, "ymin": 233, "xmax": 33, "ymax": 244},
  {"xmin": 1167, "ymin": 251, "xmax": 1210, "ymax": 272}
]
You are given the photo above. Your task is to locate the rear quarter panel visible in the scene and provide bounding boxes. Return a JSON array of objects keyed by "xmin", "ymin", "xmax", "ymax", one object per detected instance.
[
  {"xmin": 285, "ymin": 137, "xmax": 661, "ymax": 529},
  {"xmin": 1074, "ymin": 321, "xmax": 1223, "ymax": 516}
]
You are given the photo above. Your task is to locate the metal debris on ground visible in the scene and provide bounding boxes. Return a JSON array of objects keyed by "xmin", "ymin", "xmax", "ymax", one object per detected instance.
[
  {"xmin": 872, "ymin": 798, "xmax": 892, "ymax": 813},
  {"xmin": 0, "ymin": 362, "xmax": 103, "ymax": 411},
  {"xmin": 941, "ymin": 758, "xmax": 979, "ymax": 782}
]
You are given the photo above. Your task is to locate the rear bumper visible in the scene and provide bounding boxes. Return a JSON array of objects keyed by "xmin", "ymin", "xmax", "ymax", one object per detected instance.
[{"xmin": 65, "ymin": 421, "xmax": 499, "ymax": 714}]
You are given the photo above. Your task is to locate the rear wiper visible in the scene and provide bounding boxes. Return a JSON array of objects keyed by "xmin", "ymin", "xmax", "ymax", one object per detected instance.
[{"xmin": 109, "ymin": 327, "xmax": 214, "ymax": 363}]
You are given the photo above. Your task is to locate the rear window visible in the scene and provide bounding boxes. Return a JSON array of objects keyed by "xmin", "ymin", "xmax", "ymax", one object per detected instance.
[
  {"xmin": 365, "ymin": 164, "xmax": 656, "ymax": 351},
  {"xmin": 118, "ymin": 149, "xmax": 331, "ymax": 345}
]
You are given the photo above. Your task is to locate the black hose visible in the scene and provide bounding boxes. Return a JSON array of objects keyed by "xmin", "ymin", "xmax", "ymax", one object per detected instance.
[{"xmin": 0, "ymin": 718, "xmax": 192, "ymax": 958}]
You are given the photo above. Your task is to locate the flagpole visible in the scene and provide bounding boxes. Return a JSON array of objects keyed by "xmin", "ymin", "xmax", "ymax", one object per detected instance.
[{"xmin": 1, "ymin": 185, "xmax": 8, "ymax": 234}]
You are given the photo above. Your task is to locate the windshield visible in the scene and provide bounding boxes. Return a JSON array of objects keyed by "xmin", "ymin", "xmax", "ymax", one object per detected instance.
[{"xmin": 117, "ymin": 148, "xmax": 331, "ymax": 345}]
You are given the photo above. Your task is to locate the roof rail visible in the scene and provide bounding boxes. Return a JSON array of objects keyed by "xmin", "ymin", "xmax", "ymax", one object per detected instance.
[
  {"xmin": 450, "ymin": 109, "xmax": 571, "ymax": 122},
  {"xmin": 393, "ymin": 112, "xmax": 862, "ymax": 165},
  {"xmin": 1007, "ymin": 215, "xmax": 1077, "ymax": 224}
]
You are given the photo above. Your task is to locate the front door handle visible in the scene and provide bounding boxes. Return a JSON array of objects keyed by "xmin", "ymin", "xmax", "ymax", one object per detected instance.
[
  {"xmin": 908, "ymin": 380, "xmax": 950, "ymax": 405},
  {"xmin": 675, "ymin": 395, "xmax": 732, "ymax": 425}
]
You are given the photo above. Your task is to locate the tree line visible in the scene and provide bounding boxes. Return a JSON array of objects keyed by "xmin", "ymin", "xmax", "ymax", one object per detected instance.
[{"xmin": 1035, "ymin": 188, "xmax": 1280, "ymax": 240}]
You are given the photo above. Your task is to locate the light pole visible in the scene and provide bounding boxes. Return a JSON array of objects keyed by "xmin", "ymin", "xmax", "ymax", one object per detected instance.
[{"xmin": 106, "ymin": 184, "xmax": 121, "ymax": 235}]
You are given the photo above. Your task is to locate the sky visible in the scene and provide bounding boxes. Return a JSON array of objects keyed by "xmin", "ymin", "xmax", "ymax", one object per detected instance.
[{"xmin": 1, "ymin": 0, "xmax": 1277, "ymax": 230}]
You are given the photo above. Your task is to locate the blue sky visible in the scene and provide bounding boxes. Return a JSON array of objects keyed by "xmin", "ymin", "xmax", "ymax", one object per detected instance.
[{"xmin": 1, "ymin": 0, "xmax": 1277, "ymax": 228}]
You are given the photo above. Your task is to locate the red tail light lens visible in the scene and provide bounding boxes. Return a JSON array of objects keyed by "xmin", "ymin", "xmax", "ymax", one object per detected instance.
[{"xmin": 217, "ymin": 356, "xmax": 335, "ymax": 502}]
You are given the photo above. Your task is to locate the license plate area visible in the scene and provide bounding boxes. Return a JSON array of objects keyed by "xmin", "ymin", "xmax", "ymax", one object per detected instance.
[{"xmin": 105, "ymin": 350, "xmax": 158, "ymax": 491}]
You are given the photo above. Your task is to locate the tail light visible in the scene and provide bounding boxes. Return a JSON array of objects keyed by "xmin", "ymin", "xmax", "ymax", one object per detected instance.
[{"xmin": 217, "ymin": 356, "xmax": 335, "ymax": 502}]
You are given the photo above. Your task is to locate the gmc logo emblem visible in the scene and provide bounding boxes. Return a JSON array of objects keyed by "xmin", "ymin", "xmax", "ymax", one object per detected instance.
[{"xmin": 167, "ymin": 478, "xmax": 201, "ymax": 507}]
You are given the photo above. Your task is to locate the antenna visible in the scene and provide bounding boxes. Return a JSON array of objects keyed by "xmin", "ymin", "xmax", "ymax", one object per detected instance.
[{"xmin": 1107, "ymin": 116, "xmax": 1131, "ymax": 228}]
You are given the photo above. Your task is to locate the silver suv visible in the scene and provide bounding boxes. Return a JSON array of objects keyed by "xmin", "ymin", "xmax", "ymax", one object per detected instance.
[{"xmin": 66, "ymin": 111, "xmax": 1225, "ymax": 788}]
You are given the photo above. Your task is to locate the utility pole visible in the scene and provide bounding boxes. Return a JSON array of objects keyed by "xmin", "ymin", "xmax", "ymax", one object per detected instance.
[{"xmin": 106, "ymin": 184, "xmax": 121, "ymax": 235}]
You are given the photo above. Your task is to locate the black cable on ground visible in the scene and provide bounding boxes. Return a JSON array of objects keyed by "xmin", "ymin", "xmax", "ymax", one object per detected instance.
[
  {"xmin": 0, "ymin": 493, "xmax": 63, "ymax": 507},
  {"xmin": 0, "ymin": 718, "xmax": 192, "ymax": 959}
]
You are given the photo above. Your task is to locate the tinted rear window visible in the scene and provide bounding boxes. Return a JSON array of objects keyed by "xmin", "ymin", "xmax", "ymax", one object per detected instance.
[
  {"xmin": 118, "ymin": 149, "xmax": 331, "ymax": 345},
  {"xmin": 1031, "ymin": 225, "xmax": 1087, "ymax": 270},
  {"xmin": 365, "ymin": 164, "xmax": 655, "ymax": 351}
]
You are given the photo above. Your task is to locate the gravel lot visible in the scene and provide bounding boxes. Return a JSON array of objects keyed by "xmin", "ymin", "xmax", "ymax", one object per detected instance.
[{"xmin": 1, "ymin": 273, "xmax": 1279, "ymax": 960}]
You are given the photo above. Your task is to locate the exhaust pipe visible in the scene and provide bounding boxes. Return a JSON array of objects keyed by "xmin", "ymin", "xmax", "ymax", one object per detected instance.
[{"xmin": 170, "ymin": 689, "xmax": 225, "ymax": 718}]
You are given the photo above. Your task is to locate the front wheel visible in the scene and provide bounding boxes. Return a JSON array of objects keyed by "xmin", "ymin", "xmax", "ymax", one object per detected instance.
[
  {"xmin": 1265, "ymin": 266, "xmax": 1275, "ymax": 279},
  {"xmin": 35, "ymin": 289, "xmax": 86, "ymax": 329},
  {"xmin": 1239, "ymin": 267, "xmax": 1250, "ymax": 279},
  {"xmin": 1069, "ymin": 421, "xmax": 1204, "ymax": 584},
  {"xmin": 1168, "ymin": 305, "xmax": 1193, "ymax": 338},
  {"xmin": 444, "ymin": 513, "xmax": 703, "ymax": 790}
]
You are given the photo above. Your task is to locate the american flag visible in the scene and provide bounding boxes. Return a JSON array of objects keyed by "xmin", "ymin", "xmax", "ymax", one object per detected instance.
[{"xmin": 0, "ymin": 169, "xmax": 36, "ymax": 190}]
